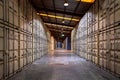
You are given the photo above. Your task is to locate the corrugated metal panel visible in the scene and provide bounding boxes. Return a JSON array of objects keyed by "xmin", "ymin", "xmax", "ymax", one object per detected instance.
[
  {"xmin": 72, "ymin": 0, "xmax": 120, "ymax": 77},
  {"xmin": 0, "ymin": 0, "xmax": 50, "ymax": 79}
]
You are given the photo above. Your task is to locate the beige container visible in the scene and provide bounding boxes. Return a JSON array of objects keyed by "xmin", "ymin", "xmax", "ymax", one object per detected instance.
[
  {"xmin": 13, "ymin": 50, "xmax": 18, "ymax": 71},
  {"xmin": 99, "ymin": 58, "xmax": 103, "ymax": 67},
  {"xmin": 20, "ymin": 41, "xmax": 24, "ymax": 49},
  {"xmin": 103, "ymin": 58, "xmax": 107, "ymax": 68},
  {"xmin": 9, "ymin": 61, "xmax": 14, "ymax": 74},
  {"xmin": 0, "ymin": 0, "xmax": 49, "ymax": 80},
  {"xmin": 95, "ymin": 56, "xmax": 98, "ymax": 64},
  {"xmin": 0, "ymin": 51, "xmax": 3, "ymax": 79},
  {"xmin": 0, "ymin": 1, "xmax": 3, "ymax": 19},
  {"xmin": 20, "ymin": 58, "xmax": 23, "ymax": 68},
  {"xmin": 9, "ymin": 10, "xmax": 14, "ymax": 24},
  {"xmin": 20, "ymin": 18, "xmax": 24, "ymax": 29},
  {"xmin": 0, "ymin": 27, "xmax": 3, "ymax": 37},
  {"xmin": 7, "ymin": 50, "xmax": 14, "ymax": 74},
  {"xmin": 14, "ymin": 14, "xmax": 19, "ymax": 26},
  {"xmin": 110, "ymin": 60, "xmax": 115, "ymax": 72},
  {"xmin": 115, "ymin": 0, "xmax": 120, "ymax": 22},
  {"xmin": 23, "ymin": 53, "xmax": 27, "ymax": 66},
  {"xmin": 92, "ymin": 55, "xmax": 95, "ymax": 63},
  {"xmin": 115, "ymin": 61, "xmax": 120, "ymax": 76},
  {"xmin": 14, "ymin": 59, "xmax": 18, "ymax": 71},
  {"xmin": 0, "ymin": 64, "xmax": 3, "ymax": 79},
  {"xmin": 109, "ymin": 13, "xmax": 114, "ymax": 25},
  {"xmin": 20, "ymin": 50, "xmax": 24, "ymax": 64},
  {"xmin": 14, "ymin": 40, "xmax": 18, "ymax": 50},
  {"xmin": 0, "ymin": 38, "xmax": 3, "ymax": 50},
  {"xmin": 9, "ymin": 40, "xmax": 14, "ymax": 50},
  {"xmin": 28, "ymin": 53, "xmax": 32, "ymax": 63}
]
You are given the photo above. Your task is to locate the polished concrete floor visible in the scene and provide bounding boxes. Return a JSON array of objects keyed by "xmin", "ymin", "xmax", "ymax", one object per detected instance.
[{"xmin": 8, "ymin": 49, "xmax": 120, "ymax": 80}]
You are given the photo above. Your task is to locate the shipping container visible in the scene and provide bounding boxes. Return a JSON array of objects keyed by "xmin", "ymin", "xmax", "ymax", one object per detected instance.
[{"xmin": 72, "ymin": 0, "xmax": 120, "ymax": 77}]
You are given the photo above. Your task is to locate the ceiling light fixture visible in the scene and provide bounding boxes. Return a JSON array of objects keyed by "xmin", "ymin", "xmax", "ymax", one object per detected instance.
[
  {"xmin": 76, "ymin": 0, "xmax": 95, "ymax": 3},
  {"xmin": 64, "ymin": 0, "xmax": 69, "ymax": 6},
  {"xmin": 62, "ymin": 20, "xmax": 65, "ymax": 23},
  {"xmin": 62, "ymin": 34, "xmax": 65, "ymax": 37},
  {"xmin": 39, "ymin": 13, "xmax": 79, "ymax": 21}
]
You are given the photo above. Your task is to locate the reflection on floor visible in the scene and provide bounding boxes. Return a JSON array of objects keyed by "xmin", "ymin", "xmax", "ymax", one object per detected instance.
[{"xmin": 8, "ymin": 49, "xmax": 120, "ymax": 80}]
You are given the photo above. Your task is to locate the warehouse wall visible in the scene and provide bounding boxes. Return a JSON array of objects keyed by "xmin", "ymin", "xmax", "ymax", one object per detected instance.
[
  {"xmin": 57, "ymin": 42, "xmax": 62, "ymax": 48},
  {"xmin": 63, "ymin": 38, "xmax": 66, "ymax": 49},
  {"xmin": 71, "ymin": 26, "xmax": 77, "ymax": 52},
  {"xmin": 0, "ymin": 0, "xmax": 50, "ymax": 80},
  {"xmin": 63, "ymin": 37, "xmax": 71, "ymax": 50},
  {"xmin": 50, "ymin": 36, "xmax": 55, "ymax": 51},
  {"xmin": 72, "ymin": 0, "xmax": 120, "ymax": 77}
]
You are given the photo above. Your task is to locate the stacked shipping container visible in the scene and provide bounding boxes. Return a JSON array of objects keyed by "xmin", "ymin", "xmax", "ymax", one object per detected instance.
[
  {"xmin": 0, "ymin": 0, "xmax": 50, "ymax": 80},
  {"xmin": 72, "ymin": 0, "xmax": 120, "ymax": 77}
]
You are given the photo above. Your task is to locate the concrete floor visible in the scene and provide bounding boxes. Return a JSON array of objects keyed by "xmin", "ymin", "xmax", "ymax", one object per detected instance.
[{"xmin": 8, "ymin": 49, "xmax": 120, "ymax": 80}]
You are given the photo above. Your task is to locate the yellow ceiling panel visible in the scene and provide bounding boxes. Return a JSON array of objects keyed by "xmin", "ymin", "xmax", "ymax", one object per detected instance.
[
  {"xmin": 37, "ymin": 13, "xmax": 80, "ymax": 22},
  {"xmin": 76, "ymin": 0, "xmax": 95, "ymax": 3}
]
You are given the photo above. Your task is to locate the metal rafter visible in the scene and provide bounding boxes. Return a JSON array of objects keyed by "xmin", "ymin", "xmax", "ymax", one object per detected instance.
[
  {"xmin": 49, "ymin": 29, "xmax": 71, "ymax": 33},
  {"xmin": 47, "ymin": 26, "xmax": 72, "ymax": 31},
  {"xmin": 51, "ymin": 31, "xmax": 71, "ymax": 35},
  {"xmin": 51, "ymin": 33, "xmax": 71, "ymax": 37},
  {"xmin": 51, "ymin": 30, "xmax": 70, "ymax": 34},
  {"xmin": 44, "ymin": 21, "xmax": 74, "ymax": 28},
  {"xmin": 37, "ymin": 8, "xmax": 82, "ymax": 17}
]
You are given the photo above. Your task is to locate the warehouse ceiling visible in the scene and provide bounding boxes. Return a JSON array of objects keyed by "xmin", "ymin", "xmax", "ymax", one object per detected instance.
[{"xmin": 29, "ymin": 0, "xmax": 94, "ymax": 42}]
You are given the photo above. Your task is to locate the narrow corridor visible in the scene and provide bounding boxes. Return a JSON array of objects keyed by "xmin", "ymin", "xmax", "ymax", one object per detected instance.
[
  {"xmin": 0, "ymin": 0, "xmax": 120, "ymax": 80},
  {"xmin": 8, "ymin": 49, "xmax": 120, "ymax": 80}
]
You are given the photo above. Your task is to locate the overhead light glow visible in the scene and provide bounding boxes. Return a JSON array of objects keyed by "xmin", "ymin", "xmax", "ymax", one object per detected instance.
[
  {"xmin": 62, "ymin": 20, "xmax": 65, "ymax": 23},
  {"xmin": 76, "ymin": 0, "xmax": 95, "ymax": 3},
  {"xmin": 64, "ymin": 2, "xmax": 69, "ymax": 6},
  {"xmin": 64, "ymin": 0, "xmax": 69, "ymax": 6},
  {"xmin": 38, "ymin": 13, "xmax": 79, "ymax": 21},
  {"xmin": 62, "ymin": 34, "xmax": 65, "ymax": 37}
]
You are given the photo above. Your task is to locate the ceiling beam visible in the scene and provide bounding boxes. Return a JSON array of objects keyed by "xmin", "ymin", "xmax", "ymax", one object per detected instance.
[
  {"xmin": 52, "ymin": 35, "xmax": 71, "ymax": 39},
  {"xmin": 51, "ymin": 32, "xmax": 71, "ymax": 36},
  {"xmin": 37, "ymin": 8, "xmax": 83, "ymax": 17},
  {"xmin": 38, "ymin": 13, "xmax": 79, "ymax": 21},
  {"xmin": 49, "ymin": 29, "xmax": 71, "ymax": 33},
  {"xmin": 47, "ymin": 26, "xmax": 72, "ymax": 31},
  {"xmin": 44, "ymin": 21, "xmax": 74, "ymax": 28}
]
